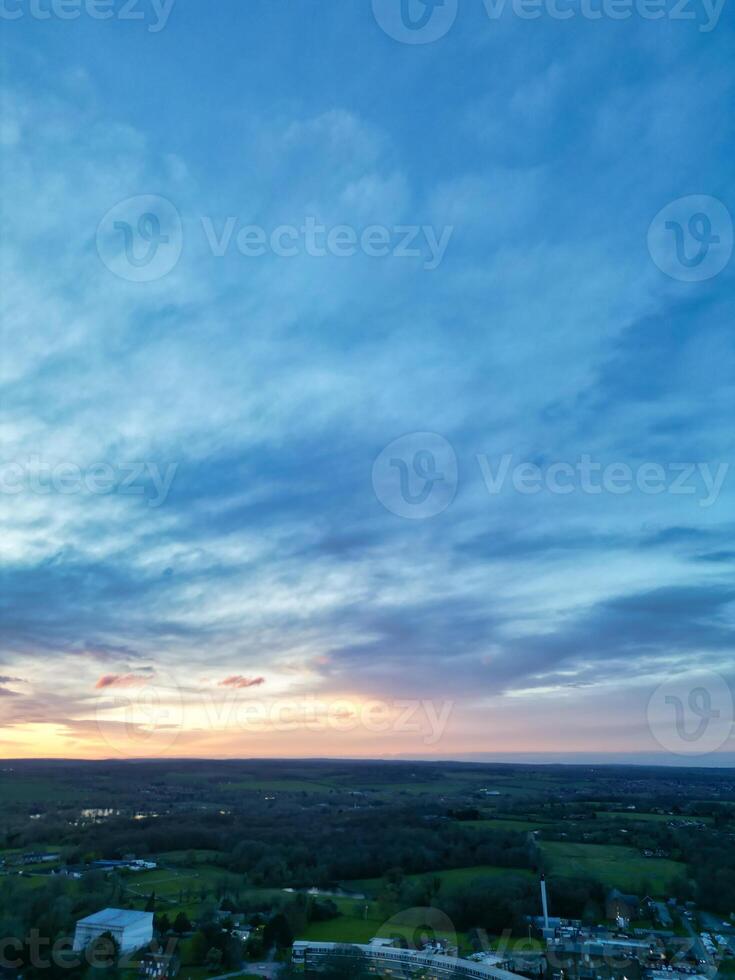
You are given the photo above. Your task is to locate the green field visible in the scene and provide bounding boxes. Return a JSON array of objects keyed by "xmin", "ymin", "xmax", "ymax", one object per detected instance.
[
  {"xmin": 123, "ymin": 864, "xmax": 241, "ymax": 916},
  {"xmin": 217, "ymin": 779, "xmax": 334, "ymax": 793},
  {"xmin": 298, "ymin": 898, "xmax": 544, "ymax": 952},
  {"xmin": 158, "ymin": 849, "xmax": 226, "ymax": 864},
  {"xmin": 600, "ymin": 811, "xmax": 674, "ymax": 822},
  {"xmin": 540, "ymin": 841, "xmax": 686, "ymax": 894},
  {"xmin": 601, "ymin": 812, "xmax": 713, "ymax": 825},
  {"xmin": 298, "ymin": 899, "xmax": 467, "ymax": 948},
  {"xmin": 463, "ymin": 818, "xmax": 543, "ymax": 832},
  {"xmin": 348, "ymin": 864, "xmax": 533, "ymax": 896},
  {"xmin": 0, "ymin": 777, "xmax": 80, "ymax": 803}
]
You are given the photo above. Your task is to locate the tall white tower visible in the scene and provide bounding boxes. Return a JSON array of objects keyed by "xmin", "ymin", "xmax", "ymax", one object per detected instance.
[{"xmin": 540, "ymin": 874, "xmax": 550, "ymax": 930}]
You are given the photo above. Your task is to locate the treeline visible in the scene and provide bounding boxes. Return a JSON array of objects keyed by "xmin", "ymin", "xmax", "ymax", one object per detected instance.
[{"xmin": 14, "ymin": 804, "xmax": 537, "ymax": 888}]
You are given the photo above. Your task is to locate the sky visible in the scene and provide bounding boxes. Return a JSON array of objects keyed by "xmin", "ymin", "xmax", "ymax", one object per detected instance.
[{"xmin": 0, "ymin": 0, "xmax": 734, "ymax": 763}]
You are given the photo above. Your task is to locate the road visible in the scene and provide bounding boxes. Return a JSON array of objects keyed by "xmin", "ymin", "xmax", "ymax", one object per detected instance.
[
  {"xmin": 205, "ymin": 964, "xmax": 280, "ymax": 980},
  {"xmin": 680, "ymin": 914, "xmax": 716, "ymax": 976}
]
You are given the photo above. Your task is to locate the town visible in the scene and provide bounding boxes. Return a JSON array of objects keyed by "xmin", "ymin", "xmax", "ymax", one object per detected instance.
[{"xmin": 1, "ymin": 760, "xmax": 733, "ymax": 980}]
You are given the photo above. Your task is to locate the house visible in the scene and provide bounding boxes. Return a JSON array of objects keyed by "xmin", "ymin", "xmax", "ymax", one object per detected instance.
[
  {"xmin": 21, "ymin": 852, "xmax": 60, "ymax": 865},
  {"xmin": 606, "ymin": 889, "xmax": 640, "ymax": 922},
  {"xmin": 73, "ymin": 909, "xmax": 154, "ymax": 953},
  {"xmin": 138, "ymin": 952, "xmax": 179, "ymax": 979}
]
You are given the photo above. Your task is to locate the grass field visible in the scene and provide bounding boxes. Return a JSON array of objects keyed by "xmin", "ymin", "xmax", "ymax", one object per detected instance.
[
  {"xmin": 599, "ymin": 812, "xmax": 674, "ymax": 822},
  {"xmin": 600, "ymin": 812, "xmax": 713, "ymax": 825},
  {"xmin": 123, "ymin": 863, "xmax": 242, "ymax": 917},
  {"xmin": 158, "ymin": 849, "xmax": 225, "ymax": 864},
  {"xmin": 0, "ymin": 776, "xmax": 80, "ymax": 803},
  {"xmin": 297, "ymin": 898, "xmax": 544, "ymax": 952},
  {"xmin": 297, "ymin": 899, "xmax": 468, "ymax": 948},
  {"xmin": 348, "ymin": 864, "xmax": 533, "ymax": 896},
  {"xmin": 540, "ymin": 841, "xmax": 686, "ymax": 894},
  {"xmin": 463, "ymin": 819, "xmax": 543, "ymax": 832},
  {"xmin": 217, "ymin": 779, "xmax": 335, "ymax": 793}
]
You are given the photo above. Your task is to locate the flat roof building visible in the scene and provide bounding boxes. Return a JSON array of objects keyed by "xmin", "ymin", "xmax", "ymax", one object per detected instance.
[
  {"xmin": 73, "ymin": 909, "xmax": 153, "ymax": 954},
  {"xmin": 292, "ymin": 940, "xmax": 527, "ymax": 980}
]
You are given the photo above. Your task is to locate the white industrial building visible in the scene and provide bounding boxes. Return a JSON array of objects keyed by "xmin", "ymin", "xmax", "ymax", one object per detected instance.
[{"xmin": 73, "ymin": 908, "xmax": 153, "ymax": 954}]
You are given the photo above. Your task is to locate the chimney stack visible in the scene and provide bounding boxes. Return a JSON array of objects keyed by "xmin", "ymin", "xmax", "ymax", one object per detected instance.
[{"xmin": 540, "ymin": 874, "xmax": 550, "ymax": 930}]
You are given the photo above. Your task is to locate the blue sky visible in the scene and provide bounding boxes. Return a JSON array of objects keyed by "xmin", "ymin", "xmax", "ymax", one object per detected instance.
[{"xmin": 0, "ymin": 0, "xmax": 734, "ymax": 761}]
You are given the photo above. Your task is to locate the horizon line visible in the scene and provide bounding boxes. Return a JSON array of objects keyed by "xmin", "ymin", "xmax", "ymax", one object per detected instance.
[{"xmin": 3, "ymin": 752, "xmax": 734, "ymax": 770}]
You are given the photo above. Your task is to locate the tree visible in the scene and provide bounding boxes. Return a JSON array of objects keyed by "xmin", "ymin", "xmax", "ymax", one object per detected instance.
[
  {"xmin": 318, "ymin": 946, "xmax": 370, "ymax": 980},
  {"xmin": 244, "ymin": 933, "xmax": 265, "ymax": 961},
  {"xmin": 189, "ymin": 930, "xmax": 208, "ymax": 965},
  {"xmin": 173, "ymin": 912, "xmax": 192, "ymax": 934},
  {"xmin": 204, "ymin": 947, "xmax": 222, "ymax": 973},
  {"xmin": 263, "ymin": 912, "xmax": 293, "ymax": 950},
  {"xmin": 156, "ymin": 913, "xmax": 171, "ymax": 934},
  {"xmin": 309, "ymin": 897, "xmax": 339, "ymax": 922},
  {"xmin": 86, "ymin": 932, "xmax": 120, "ymax": 972}
]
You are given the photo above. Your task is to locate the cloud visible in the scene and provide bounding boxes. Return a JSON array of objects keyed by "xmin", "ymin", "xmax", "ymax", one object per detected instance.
[
  {"xmin": 94, "ymin": 673, "xmax": 154, "ymax": 690},
  {"xmin": 1, "ymin": 17, "xmax": 732, "ymax": 760},
  {"xmin": 217, "ymin": 676, "xmax": 266, "ymax": 689}
]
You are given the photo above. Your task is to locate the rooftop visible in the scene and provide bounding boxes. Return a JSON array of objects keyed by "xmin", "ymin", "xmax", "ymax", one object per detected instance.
[{"xmin": 77, "ymin": 909, "xmax": 153, "ymax": 929}]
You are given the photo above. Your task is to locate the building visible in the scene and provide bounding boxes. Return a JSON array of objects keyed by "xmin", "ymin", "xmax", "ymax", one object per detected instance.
[
  {"xmin": 547, "ymin": 936, "xmax": 655, "ymax": 959},
  {"xmin": 20, "ymin": 852, "xmax": 61, "ymax": 865},
  {"xmin": 606, "ymin": 889, "xmax": 640, "ymax": 923},
  {"xmin": 73, "ymin": 909, "xmax": 154, "ymax": 954},
  {"xmin": 89, "ymin": 858, "xmax": 157, "ymax": 872},
  {"xmin": 139, "ymin": 952, "xmax": 179, "ymax": 979},
  {"xmin": 292, "ymin": 940, "xmax": 527, "ymax": 980}
]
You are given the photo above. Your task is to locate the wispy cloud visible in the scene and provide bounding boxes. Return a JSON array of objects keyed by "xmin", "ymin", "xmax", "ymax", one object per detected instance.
[
  {"xmin": 218, "ymin": 676, "xmax": 266, "ymax": 689},
  {"xmin": 1, "ymin": 6, "xmax": 732, "ymax": 760},
  {"xmin": 94, "ymin": 673, "xmax": 154, "ymax": 690}
]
